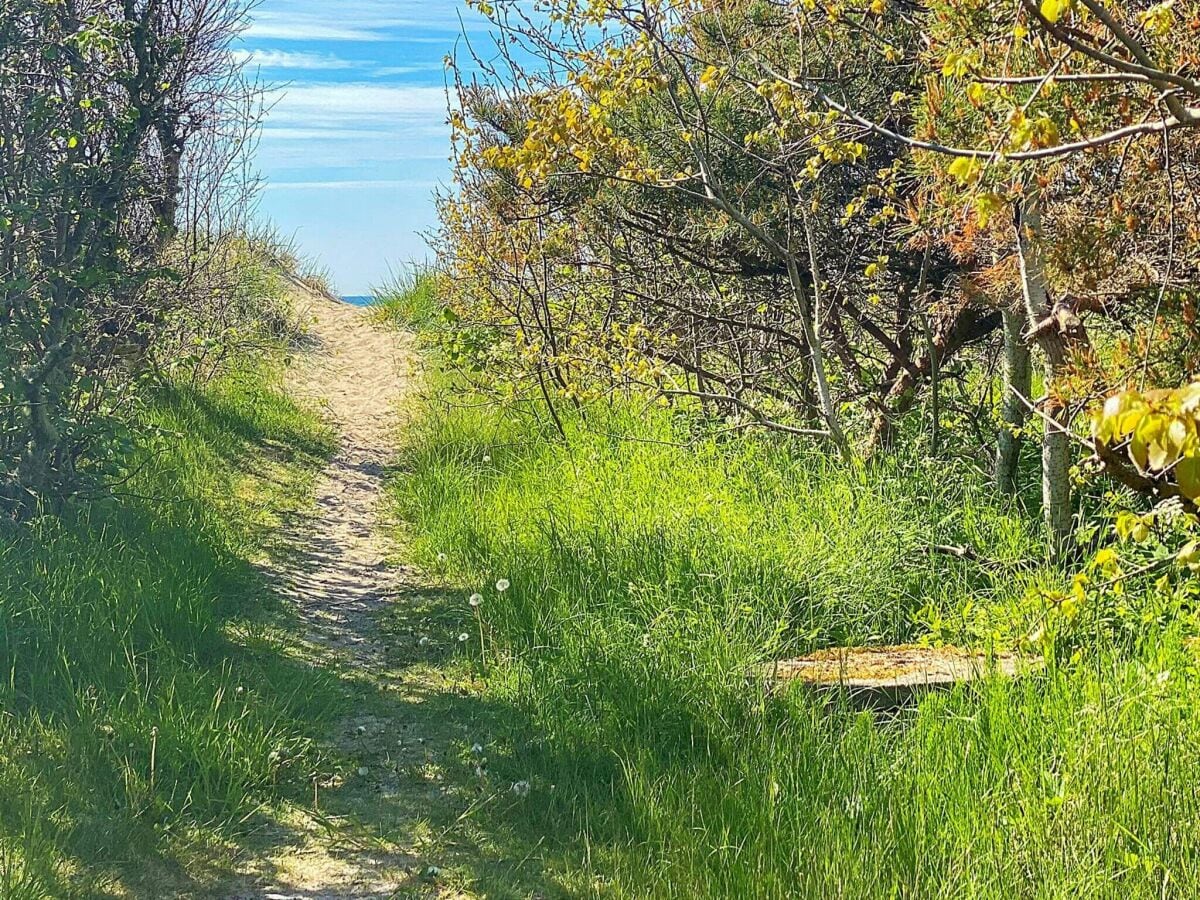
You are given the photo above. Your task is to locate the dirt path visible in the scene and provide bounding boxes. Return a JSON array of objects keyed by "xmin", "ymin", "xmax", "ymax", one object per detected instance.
[
  {"xmin": 274, "ymin": 289, "xmax": 418, "ymax": 674},
  {"xmin": 214, "ymin": 289, "xmax": 555, "ymax": 900},
  {"xmin": 226, "ymin": 289, "xmax": 440, "ymax": 899}
]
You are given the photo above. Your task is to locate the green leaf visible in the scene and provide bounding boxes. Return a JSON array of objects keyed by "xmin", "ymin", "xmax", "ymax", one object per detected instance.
[
  {"xmin": 974, "ymin": 192, "xmax": 1006, "ymax": 227},
  {"xmin": 1177, "ymin": 456, "xmax": 1200, "ymax": 501}
]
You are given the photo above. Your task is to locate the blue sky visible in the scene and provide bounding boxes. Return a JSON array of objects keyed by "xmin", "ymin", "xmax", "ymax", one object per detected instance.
[{"xmin": 240, "ymin": 1, "xmax": 491, "ymax": 294}]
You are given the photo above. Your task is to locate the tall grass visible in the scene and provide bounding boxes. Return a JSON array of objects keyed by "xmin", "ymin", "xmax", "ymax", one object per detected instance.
[
  {"xmin": 0, "ymin": 362, "xmax": 337, "ymax": 897},
  {"xmin": 391, "ymin": 384, "xmax": 1200, "ymax": 898},
  {"xmin": 371, "ymin": 264, "xmax": 444, "ymax": 331}
]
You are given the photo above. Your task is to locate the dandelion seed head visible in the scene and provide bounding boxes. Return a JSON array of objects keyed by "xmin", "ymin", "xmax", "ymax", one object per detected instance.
[
  {"xmin": 437, "ymin": 552, "xmax": 447, "ymax": 563},
  {"xmin": 511, "ymin": 779, "xmax": 531, "ymax": 796},
  {"xmin": 469, "ymin": 593, "xmax": 483, "ymax": 607},
  {"xmin": 496, "ymin": 578, "xmax": 511, "ymax": 592},
  {"xmin": 458, "ymin": 632, "xmax": 470, "ymax": 642}
]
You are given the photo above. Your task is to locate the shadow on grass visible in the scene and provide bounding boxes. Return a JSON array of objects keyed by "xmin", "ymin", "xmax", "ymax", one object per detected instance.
[
  {"xmin": 220, "ymin": 574, "xmax": 624, "ymax": 900},
  {"xmin": 154, "ymin": 374, "xmax": 336, "ymax": 467},
  {"xmin": 0, "ymin": 371, "xmax": 344, "ymax": 898}
]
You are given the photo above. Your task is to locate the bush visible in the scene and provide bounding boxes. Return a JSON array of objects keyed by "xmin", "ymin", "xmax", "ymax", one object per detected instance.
[{"xmin": 0, "ymin": 0, "xmax": 255, "ymax": 508}]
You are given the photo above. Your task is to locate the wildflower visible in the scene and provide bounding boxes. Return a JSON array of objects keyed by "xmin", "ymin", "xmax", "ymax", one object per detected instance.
[
  {"xmin": 469, "ymin": 593, "xmax": 483, "ymax": 607},
  {"xmin": 458, "ymin": 632, "xmax": 470, "ymax": 642},
  {"xmin": 496, "ymin": 578, "xmax": 511, "ymax": 592},
  {"xmin": 511, "ymin": 780, "xmax": 531, "ymax": 796}
]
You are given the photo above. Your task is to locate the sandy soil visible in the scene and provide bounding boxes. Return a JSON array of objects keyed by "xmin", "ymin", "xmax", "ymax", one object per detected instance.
[
  {"xmin": 272, "ymin": 288, "xmax": 420, "ymax": 673},
  {"xmin": 226, "ymin": 288, "xmax": 437, "ymax": 899}
]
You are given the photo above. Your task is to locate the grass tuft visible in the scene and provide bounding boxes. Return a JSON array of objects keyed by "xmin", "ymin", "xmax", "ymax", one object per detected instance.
[{"xmin": 371, "ymin": 265, "xmax": 444, "ymax": 331}]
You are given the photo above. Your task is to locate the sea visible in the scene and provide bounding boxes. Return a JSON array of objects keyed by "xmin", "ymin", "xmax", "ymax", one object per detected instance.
[{"xmin": 341, "ymin": 295, "xmax": 377, "ymax": 308}]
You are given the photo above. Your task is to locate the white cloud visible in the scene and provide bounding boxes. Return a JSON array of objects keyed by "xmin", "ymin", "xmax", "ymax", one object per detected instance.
[
  {"xmin": 235, "ymin": 49, "xmax": 359, "ymax": 70},
  {"xmin": 267, "ymin": 83, "xmax": 450, "ymax": 128},
  {"xmin": 371, "ymin": 64, "xmax": 447, "ymax": 77},
  {"xmin": 243, "ymin": 1, "xmax": 486, "ymax": 42},
  {"xmin": 245, "ymin": 21, "xmax": 389, "ymax": 42}
]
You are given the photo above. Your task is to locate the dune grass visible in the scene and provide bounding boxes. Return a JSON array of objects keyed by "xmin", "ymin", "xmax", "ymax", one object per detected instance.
[
  {"xmin": 389, "ymin": 384, "xmax": 1200, "ymax": 898},
  {"xmin": 0, "ymin": 361, "xmax": 337, "ymax": 898},
  {"xmin": 371, "ymin": 265, "xmax": 443, "ymax": 331}
]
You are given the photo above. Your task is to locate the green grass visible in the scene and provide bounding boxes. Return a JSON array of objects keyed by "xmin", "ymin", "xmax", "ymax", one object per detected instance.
[
  {"xmin": 371, "ymin": 265, "xmax": 444, "ymax": 331},
  {"xmin": 389, "ymin": 384, "xmax": 1200, "ymax": 898},
  {"xmin": 0, "ymin": 361, "xmax": 338, "ymax": 898}
]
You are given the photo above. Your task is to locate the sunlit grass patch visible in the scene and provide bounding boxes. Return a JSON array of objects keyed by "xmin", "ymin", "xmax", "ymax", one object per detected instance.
[
  {"xmin": 390, "ymin": 384, "xmax": 1200, "ymax": 898},
  {"xmin": 371, "ymin": 265, "xmax": 445, "ymax": 332}
]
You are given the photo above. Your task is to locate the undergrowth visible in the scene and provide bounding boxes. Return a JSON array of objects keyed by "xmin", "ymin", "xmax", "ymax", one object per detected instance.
[{"xmin": 390, "ymin": 380, "xmax": 1200, "ymax": 898}]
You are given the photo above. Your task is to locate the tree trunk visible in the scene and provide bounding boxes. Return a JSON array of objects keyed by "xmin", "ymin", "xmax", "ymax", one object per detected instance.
[
  {"xmin": 788, "ymin": 258, "xmax": 850, "ymax": 460},
  {"xmin": 996, "ymin": 306, "xmax": 1032, "ymax": 495},
  {"xmin": 797, "ymin": 223, "xmax": 851, "ymax": 460},
  {"xmin": 1015, "ymin": 197, "xmax": 1073, "ymax": 559},
  {"xmin": 795, "ymin": 324, "xmax": 822, "ymax": 430},
  {"xmin": 868, "ymin": 369, "xmax": 916, "ymax": 452}
]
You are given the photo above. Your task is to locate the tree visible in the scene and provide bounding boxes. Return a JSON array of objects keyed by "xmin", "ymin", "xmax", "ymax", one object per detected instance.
[
  {"xmin": 0, "ymin": 0, "xmax": 255, "ymax": 508},
  {"xmin": 443, "ymin": 0, "xmax": 1003, "ymax": 457},
  {"xmin": 790, "ymin": 0, "xmax": 1200, "ymax": 553}
]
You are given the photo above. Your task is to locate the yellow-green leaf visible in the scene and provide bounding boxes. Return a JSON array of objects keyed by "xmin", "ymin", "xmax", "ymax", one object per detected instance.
[
  {"xmin": 947, "ymin": 156, "xmax": 981, "ymax": 186},
  {"xmin": 1177, "ymin": 456, "xmax": 1200, "ymax": 501},
  {"xmin": 974, "ymin": 192, "xmax": 1006, "ymax": 227},
  {"xmin": 1040, "ymin": 0, "xmax": 1073, "ymax": 23}
]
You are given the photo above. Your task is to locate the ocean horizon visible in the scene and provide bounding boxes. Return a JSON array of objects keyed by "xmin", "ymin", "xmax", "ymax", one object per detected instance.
[{"xmin": 341, "ymin": 295, "xmax": 376, "ymax": 307}]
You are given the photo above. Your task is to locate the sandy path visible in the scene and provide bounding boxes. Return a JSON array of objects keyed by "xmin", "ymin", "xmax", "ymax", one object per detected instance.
[
  {"xmin": 274, "ymin": 289, "xmax": 418, "ymax": 672},
  {"xmin": 227, "ymin": 287, "xmax": 432, "ymax": 899}
]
